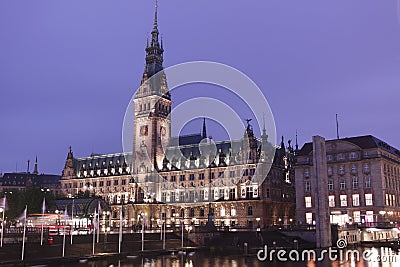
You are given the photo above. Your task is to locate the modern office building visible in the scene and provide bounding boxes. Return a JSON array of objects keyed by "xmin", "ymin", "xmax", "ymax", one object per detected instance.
[{"xmin": 295, "ymin": 135, "xmax": 400, "ymax": 226}]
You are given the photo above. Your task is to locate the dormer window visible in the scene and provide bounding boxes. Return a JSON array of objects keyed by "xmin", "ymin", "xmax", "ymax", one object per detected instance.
[
  {"xmin": 304, "ymin": 168, "xmax": 310, "ymax": 178},
  {"xmin": 339, "ymin": 166, "xmax": 345, "ymax": 175}
]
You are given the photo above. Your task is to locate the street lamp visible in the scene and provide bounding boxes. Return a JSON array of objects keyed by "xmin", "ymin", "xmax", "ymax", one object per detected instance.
[
  {"xmin": 55, "ymin": 210, "xmax": 60, "ymax": 234},
  {"xmin": 379, "ymin": 210, "xmax": 386, "ymax": 223},
  {"xmin": 185, "ymin": 225, "xmax": 193, "ymax": 246}
]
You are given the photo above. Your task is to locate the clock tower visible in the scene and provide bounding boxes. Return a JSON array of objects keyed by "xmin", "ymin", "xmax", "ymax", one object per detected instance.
[{"xmin": 133, "ymin": 3, "xmax": 171, "ymax": 185}]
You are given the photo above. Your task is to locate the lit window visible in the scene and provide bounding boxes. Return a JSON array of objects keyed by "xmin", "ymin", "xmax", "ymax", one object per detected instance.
[
  {"xmin": 305, "ymin": 197, "xmax": 312, "ymax": 208},
  {"xmin": 305, "ymin": 213, "xmax": 313, "ymax": 224},
  {"xmin": 338, "ymin": 154, "xmax": 344, "ymax": 161},
  {"xmin": 340, "ymin": 195, "xmax": 347, "ymax": 207},
  {"xmin": 386, "ymin": 194, "xmax": 390, "ymax": 206},
  {"xmin": 352, "ymin": 194, "xmax": 360, "ymax": 207},
  {"xmin": 327, "ymin": 155, "xmax": 333, "ymax": 162},
  {"xmin": 328, "ymin": 195, "xmax": 335, "ymax": 207},
  {"xmin": 365, "ymin": 194, "xmax": 373, "ymax": 206},
  {"xmin": 220, "ymin": 207, "xmax": 225, "ymax": 217},
  {"xmin": 353, "ymin": 211, "xmax": 361, "ymax": 223},
  {"xmin": 350, "ymin": 152, "xmax": 357, "ymax": 160},
  {"xmin": 231, "ymin": 208, "xmax": 236, "ymax": 216}
]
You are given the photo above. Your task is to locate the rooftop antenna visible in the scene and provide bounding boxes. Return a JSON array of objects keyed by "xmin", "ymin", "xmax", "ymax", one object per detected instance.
[{"xmin": 336, "ymin": 114, "xmax": 340, "ymax": 139}]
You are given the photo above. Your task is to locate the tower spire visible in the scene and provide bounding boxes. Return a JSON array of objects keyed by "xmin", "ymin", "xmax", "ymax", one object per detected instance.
[
  {"xmin": 295, "ymin": 130, "xmax": 299, "ymax": 151},
  {"xmin": 27, "ymin": 160, "xmax": 30, "ymax": 174},
  {"xmin": 262, "ymin": 113, "xmax": 267, "ymax": 136},
  {"xmin": 33, "ymin": 156, "xmax": 38, "ymax": 175},
  {"xmin": 151, "ymin": 0, "xmax": 160, "ymax": 47},
  {"xmin": 144, "ymin": 0, "xmax": 164, "ymax": 78},
  {"xmin": 202, "ymin": 117, "xmax": 207, "ymax": 139}
]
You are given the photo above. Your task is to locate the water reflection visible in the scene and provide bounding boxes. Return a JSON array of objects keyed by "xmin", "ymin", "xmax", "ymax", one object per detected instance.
[{"xmin": 52, "ymin": 247, "xmax": 400, "ymax": 267}]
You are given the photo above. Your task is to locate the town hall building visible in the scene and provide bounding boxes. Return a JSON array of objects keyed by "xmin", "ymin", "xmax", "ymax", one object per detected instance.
[{"xmin": 60, "ymin": 6, "xmax": 296, "ymax": 230}]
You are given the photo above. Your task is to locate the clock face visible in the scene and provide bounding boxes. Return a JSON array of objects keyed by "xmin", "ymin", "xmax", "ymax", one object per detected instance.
[
  {"xmin": 160, "ymin": 126, "xmax": 166, "ymax": 136},
  {"xmin": 140, "ymin": 125, "xmax": 148, "ymax": 136}
]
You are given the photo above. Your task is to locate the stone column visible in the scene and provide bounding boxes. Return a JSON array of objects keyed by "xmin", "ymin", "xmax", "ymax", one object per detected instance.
[{"xmin": 312, "ymin": 136, "xmax": 332, "ymax": 248}]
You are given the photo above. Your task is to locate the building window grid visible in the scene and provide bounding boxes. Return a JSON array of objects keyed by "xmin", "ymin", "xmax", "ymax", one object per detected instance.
[
  {"xmin": 328, "ymin": 180, "xmax": 334, "ymax": 191},
  {"xmin": 328, "ymin": 195, "xmax": 335, "ymax": 207},
  {"xmin": 340, "ymin": 180, "xmax": 346, "ymax": 190},
  {"xmin": 305, "ymin": 181, "xmax": 311, "ymax": 192},
  {"xmin": 365, "ymin": 193, "xmax": 373, "ymax": 206},
  {"xmin": 340, "ymin": 195, "xmax": 347, "ymax": 207},
  {"xmin": 365, "ymin": 177, "xmax": 371, "ymax": 188},
  {"xmin": 305, "ymin": 196, "xmax": 312, "ymax": 208},
  {"xmin": 352, "ymin": 177, "xmax": 359, "ymax": 189},
  {"xmin": 352, "ymin": 194, "xmax": 360, "ymax": 207}
]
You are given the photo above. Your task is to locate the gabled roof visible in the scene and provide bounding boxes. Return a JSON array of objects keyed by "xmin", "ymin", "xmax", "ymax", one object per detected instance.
[
  {"xmin": 0, "ymin": 172, "xmax": 61, "ymax": 187},
  {"xmin": 170, "ymin": 134, "xmax": 204, "ymax": 147}
]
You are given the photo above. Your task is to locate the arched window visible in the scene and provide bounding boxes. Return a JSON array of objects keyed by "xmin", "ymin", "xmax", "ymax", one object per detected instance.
[
  {"xmin": 180, "ymin": 209, "xmax": 185, "ymax": 218},
  {"xmin": 189, "ymin": 208, "xmax": 195, "ymax": 217},
  {"xmin": 200, "ymin": 208, "xmax": 205, "ymax": 217},
  {"xmin": 247, "ymin": 206, "xmax": 253, "ymax": 216}
]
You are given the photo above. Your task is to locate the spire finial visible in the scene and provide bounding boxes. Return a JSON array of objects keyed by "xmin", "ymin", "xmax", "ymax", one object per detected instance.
[
  {"xmin": 202, "ymin": 117, "xmax": 207, "ymax": 139},
  {"xmin": 67, "ymin": 146, "xmax": 74, "ymax": 160},
  {"xmin": 33, "ymin": 156, "xmax": 38, "ymax": 175},
  {"xmin": 262, "ymin": 113, "xmax": 267, "ymax": 136},
  {"xmin": 295, "ymin": 130, "xmax": 299, "ymax": 151},
  {"xmin": 153, "ymin": 0, "xmax": 158, "ymax": 29}
]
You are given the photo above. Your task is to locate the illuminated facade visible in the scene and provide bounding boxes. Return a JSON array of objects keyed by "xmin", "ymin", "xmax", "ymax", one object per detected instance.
[
  {"xmin": 60, "ymin": 7, "xmax": 295, "ymax": 229},
  {"xmin": 295, "ymin": 135, "xmax": 400, "ymax": 226}
]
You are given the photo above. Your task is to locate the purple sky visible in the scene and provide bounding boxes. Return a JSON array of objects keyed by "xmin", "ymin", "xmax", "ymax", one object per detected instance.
[{"xmin": 1, "ymin": 0, "xmax": 399, "ymax": 174}]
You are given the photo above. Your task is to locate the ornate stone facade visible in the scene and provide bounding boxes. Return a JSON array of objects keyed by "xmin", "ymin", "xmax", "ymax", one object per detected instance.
[{"xmin": 60, "ymin": 7, "xmax": 295, "ymax": 229}]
